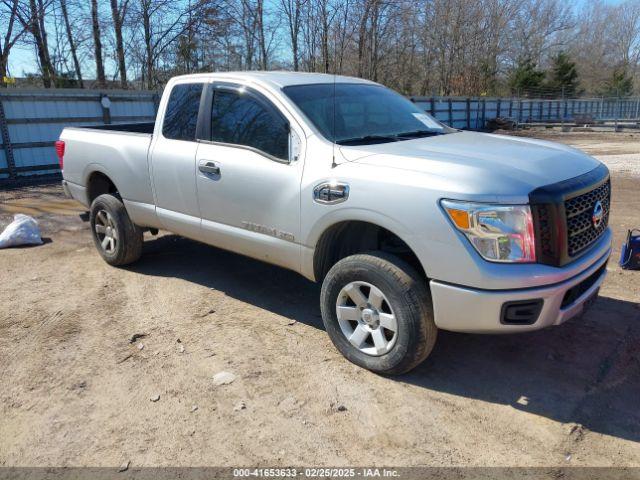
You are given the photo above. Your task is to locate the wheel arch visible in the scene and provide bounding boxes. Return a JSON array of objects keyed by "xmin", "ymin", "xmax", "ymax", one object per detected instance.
[
  {"xmin": 311, "ymin": 219, "xmax": 428, "ymax": 285},
  {"xmin": 85, "ymin": 168, "xmax": 119, "ymax": 205}
]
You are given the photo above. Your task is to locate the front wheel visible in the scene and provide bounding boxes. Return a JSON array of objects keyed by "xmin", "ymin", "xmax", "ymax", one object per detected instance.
[
  {"xmin": 320, "ymin": 252, "xmax": 437, "ymax": 375},
  {"xmin": 90, "ymin": 193, "xmax": 143, "ymax": 266}
]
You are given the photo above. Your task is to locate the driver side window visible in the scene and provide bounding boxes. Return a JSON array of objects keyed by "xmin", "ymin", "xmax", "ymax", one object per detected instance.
[{"xmin": 210, "ymin": 89, "xmax": 289, "ymax": 161}]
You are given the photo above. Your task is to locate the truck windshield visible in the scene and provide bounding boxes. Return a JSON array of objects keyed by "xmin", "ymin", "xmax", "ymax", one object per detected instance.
[{"xmin": 282, "ymin": 83, "xmax": 454, "ymax": 145}]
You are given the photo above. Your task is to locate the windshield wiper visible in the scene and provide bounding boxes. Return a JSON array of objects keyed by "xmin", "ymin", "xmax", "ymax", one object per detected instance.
[
  {"xmin": 336, "ymin": 135, "xmax": 399, "ymax": 145},
  {"xmin": 336, "ymin": 130, "xmax": 446, "ymax": 145},
  {"xmin": 394, "ymin": 129, "xmax": 444, "ymax": 138}
]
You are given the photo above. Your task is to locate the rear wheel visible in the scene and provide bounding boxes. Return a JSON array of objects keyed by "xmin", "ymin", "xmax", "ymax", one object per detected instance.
[
  {"xmin": 90, "ymin": 194, "xmax": 143, "ymax": 266},
  {"xmin": 320, "ymin": 252, "xmax": 437, "ymax": 375}
]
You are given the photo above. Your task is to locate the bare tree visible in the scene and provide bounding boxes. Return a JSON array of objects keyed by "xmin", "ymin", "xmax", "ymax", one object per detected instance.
[
  {"xmin": 255, "ymin": 0, "xmax": 267, "ymax": 69},
  {"xmin": 90, "ymin": 0, "xmax": 106, "ymax": 87},
  {"xmin": 316, "ymin": 0, "xmax": 332, "ymax": 73},
  {"xmin": 14, "ymin": 0, "xmax": 58, "ymax": 87},
  {"xmin": 1, "ymin": 0, "xmax": 639, "ymax": 95},
  {"xmin": 136, "ymin": 0, "xmax": 200, "ymax": 88},
  {"xmin": 0, "ymin": 0, "xmax": 27, "ymax": 85},
  {"xmin": 198, "ymin": 0, "xmax": 240, "ymax": 71},
  {"xmin": 331, "ymin": 0, "xmax": 351, "ymax": 74},
  {"xmin": 299, "ymin": 0, "xmax": 317, "ymax": 70},
  {"xmin": 223, "ymin": 0, "xmax": 264, "ymax": 69},
  {"xmin": 356, "ymin": 0, "xmax": 371, "ymax": 77},
  {"xmin": 296, "ymin": 0, "xmax": 343, "ymax": 73},
  {"xmin": 509, "ymin": 0, "xmax": 574, "ymax": 66},
  {"xmin": 280, "ymin": 0, "xmax": 303, "ymax": 70},
  {"xmin": 59, "ymin": 0, "xmax": 83, "ymax": 86},
  {"xmin": 612, "ymin": 0, "xmax": 640, "ymax": 77},
  {"xmin": 110, "ymin": 0, "xmax": 128, "ymax": 87}
]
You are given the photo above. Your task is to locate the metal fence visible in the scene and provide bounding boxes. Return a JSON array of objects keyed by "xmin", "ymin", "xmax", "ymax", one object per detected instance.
[
  {"xmin": 0, "ymin": 88, "xmax": 158, "ymax": 184},
  {"xmin": 1, "ymin": 89, "xmax": 639, "ymax": 186},
  {"xmin": 410, "ymin": 95, "xmax": 640, "ymax": 130}
]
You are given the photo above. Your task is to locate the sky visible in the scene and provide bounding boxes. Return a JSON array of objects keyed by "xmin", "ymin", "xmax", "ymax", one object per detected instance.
[{"xmin": 4, "ymin": 0, "xmax": 630, "ymax": 79}]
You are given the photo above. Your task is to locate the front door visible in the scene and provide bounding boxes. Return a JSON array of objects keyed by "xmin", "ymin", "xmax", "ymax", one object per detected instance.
[{"xmin": 195, "ymin": 84, "xmax": 303, "ymax": 271}]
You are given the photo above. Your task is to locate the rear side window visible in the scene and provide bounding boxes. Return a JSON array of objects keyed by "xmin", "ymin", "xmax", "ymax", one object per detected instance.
[
  {"xmin": 210, "ymin": 90, "xmax": 288, "ymax": 160},
  {"xmin": 162, "ymin": 83, "xmax": 203, "ymax": 140}
]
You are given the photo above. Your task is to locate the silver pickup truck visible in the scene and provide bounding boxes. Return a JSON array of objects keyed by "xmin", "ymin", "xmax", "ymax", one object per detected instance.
[{"xmin": 59, "ymin": 72, "xmax": 612, "ymax": 374}]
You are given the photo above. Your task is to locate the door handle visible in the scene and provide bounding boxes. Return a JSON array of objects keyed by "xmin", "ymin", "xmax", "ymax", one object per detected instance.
[{"xmin": 199, "ymin": 161, "xmax": 220, "ymax": 175}]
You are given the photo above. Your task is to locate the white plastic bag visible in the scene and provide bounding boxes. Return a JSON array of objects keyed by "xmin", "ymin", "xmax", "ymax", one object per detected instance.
[{"xmin": 0, "ymin": 214, "xmax": 43, "ymax": 249}]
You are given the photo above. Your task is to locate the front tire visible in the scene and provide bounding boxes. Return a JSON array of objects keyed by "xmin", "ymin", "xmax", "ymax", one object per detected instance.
[
  {"xmin": 90, "ymin": 194, "xmax": 143, "ymax": 266},
  {"xmin": 320, "ymin": 252, "xmax": 437, "ymax": 375}
]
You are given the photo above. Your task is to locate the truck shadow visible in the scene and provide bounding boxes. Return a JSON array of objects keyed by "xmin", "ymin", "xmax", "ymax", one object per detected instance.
[
  {"xmin": 407, "ymin": 295, "xmax": 640, "ymax": 444},
  {"xmin": 130, "ymin": 234, "xmax": 324, "ymax": 328},
  {"xmin": 131, "ymin": 234, "xmax": 640, "ymax": 444}
]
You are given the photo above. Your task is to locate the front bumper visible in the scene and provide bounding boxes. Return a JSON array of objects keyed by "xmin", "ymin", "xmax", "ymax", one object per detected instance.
[{"xmin": 430, "ymin": 247, "xmax": 610, "ymax": 333}]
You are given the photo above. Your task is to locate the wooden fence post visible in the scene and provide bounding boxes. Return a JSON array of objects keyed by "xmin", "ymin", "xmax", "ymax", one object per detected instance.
[{"xmin": 466, "ymin": 98, "xmax": 471, "ymax": 129}]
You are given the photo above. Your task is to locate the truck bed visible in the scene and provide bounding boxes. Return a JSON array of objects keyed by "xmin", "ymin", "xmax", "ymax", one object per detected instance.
[{"xmin": 60, "ymin": 123, "xmax": 155, "ymax": 213}]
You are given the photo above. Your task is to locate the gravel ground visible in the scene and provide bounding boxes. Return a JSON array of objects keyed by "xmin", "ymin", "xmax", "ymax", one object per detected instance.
[
  {"xmin": 595, "ymin": 154, "xmax": 640, "ymax": 177},
  {"xmin": 505, "ymin": 129, "xmax": 640, "ymax": 176},
  {"xmin": 0, "ymin": 132, "xmax": 638, "ymax": 469}
]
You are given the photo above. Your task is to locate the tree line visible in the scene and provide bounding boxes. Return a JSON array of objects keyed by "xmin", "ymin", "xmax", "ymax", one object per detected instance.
[{"xmin": 0, "ymin": 0, "xmax": 638, "ymax": 97}]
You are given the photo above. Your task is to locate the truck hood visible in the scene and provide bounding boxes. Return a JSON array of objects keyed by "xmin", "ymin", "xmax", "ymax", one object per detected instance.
[{"xmin": 339, "ymin": 131, "xmax": 602, "ymax": 198}]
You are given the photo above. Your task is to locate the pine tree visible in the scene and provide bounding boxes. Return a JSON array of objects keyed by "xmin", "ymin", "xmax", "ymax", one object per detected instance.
[
  {"xmin": 548, "ymin": 52, "xmax": 580, "ymax": 96},
  {"xmin": 509, "ymin": 59, "xmax": 545, "ymax": 96},
  {"xmin": 601, "ymin": 67, "xmax": 634, "ymax": 97}
]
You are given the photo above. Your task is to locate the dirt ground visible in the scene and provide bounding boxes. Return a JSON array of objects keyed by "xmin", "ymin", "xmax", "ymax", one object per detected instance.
[{"xmin": 0, "ymin": 131, "xmax": 638, "ymax": 469}]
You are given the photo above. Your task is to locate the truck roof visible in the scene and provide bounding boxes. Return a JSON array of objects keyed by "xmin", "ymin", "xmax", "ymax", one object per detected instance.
[{"xmin": 170, "ymin": 71, "xmax": 377, "ymax": 89}]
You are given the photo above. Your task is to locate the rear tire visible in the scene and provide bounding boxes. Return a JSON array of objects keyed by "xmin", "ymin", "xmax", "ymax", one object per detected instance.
[
  {"xmin": 320, "ymin": 252, "xmax": 437, "ymax": 375},
  {"xmin": 90, "ymin": 194, "xmax": 143, "ymax": 266}
]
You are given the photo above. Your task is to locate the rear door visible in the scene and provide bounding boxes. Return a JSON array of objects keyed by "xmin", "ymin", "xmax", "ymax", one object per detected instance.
[
  {"xmin": 149, "ymin": 81, "xmax": 205, "ymax": 238},
  {"xmin": 194, "ymin": 82, "xmax": 303, "ymax": 271}
]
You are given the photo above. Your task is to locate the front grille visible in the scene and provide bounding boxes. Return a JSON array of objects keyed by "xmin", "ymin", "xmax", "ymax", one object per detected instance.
[
  {"xmin": 529, "ymin": 164, "xmax": 610, "ymax": 267},
  {"xmin": 565, "ymin": 179, "xmax": 610, "ymax": 257},
  {"xmin": 536, "ymin": 204, "xmax": 554, "ymax": 258}
]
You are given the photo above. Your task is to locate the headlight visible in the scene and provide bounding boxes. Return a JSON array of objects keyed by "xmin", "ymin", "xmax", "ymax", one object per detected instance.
[{"xmin": 441, "ymin": 200, "xmax": 536, "ymax": 263}]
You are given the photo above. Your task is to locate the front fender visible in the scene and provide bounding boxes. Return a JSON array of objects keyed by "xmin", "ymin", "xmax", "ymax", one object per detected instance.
[{"xmin": 301, "ymin": 207, "xmax": 431, "ymax": 282}]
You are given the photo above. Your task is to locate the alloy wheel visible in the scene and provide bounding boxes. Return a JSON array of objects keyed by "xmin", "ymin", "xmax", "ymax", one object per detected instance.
[
  {"xmin": 94, "ymin": 209, "xmax": 118, "ymax": 254},
  {"xmin": 335, "ymin": 281, "xmax": 398, "ymax": 356}
]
